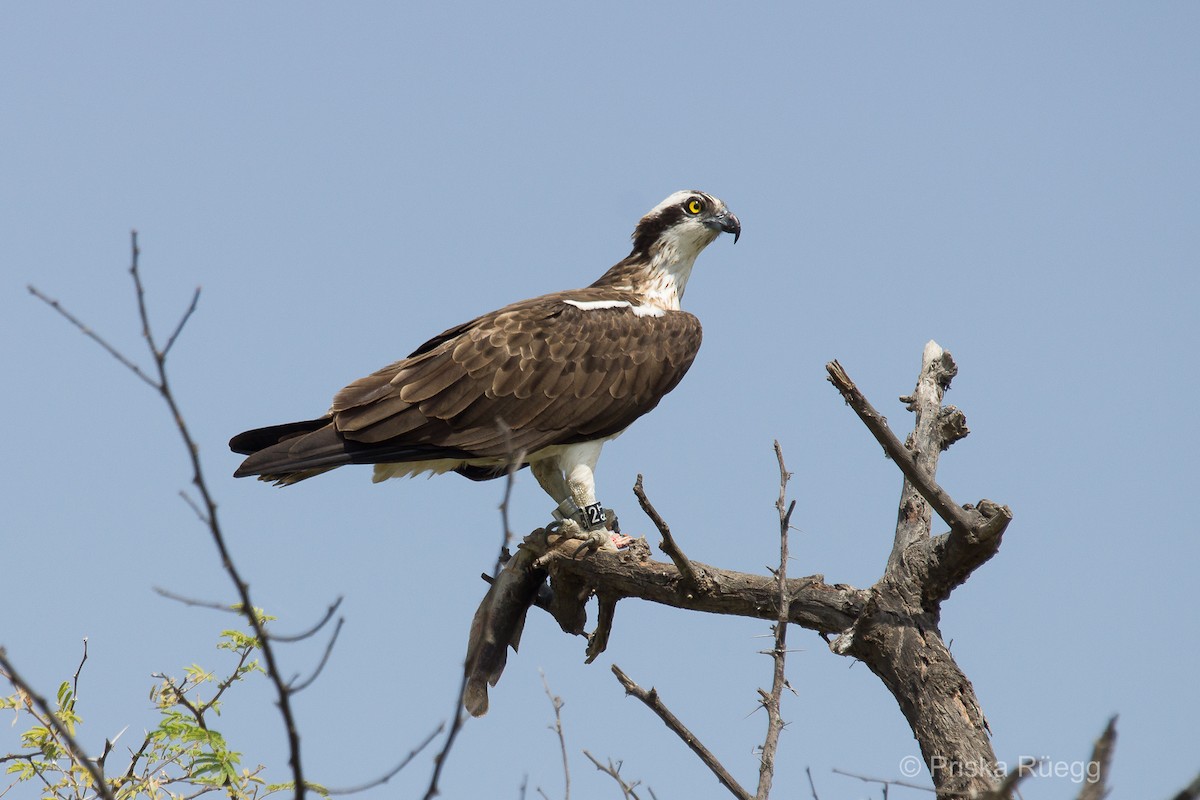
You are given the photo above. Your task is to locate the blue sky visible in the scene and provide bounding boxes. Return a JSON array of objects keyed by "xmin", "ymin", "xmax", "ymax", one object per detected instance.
[{"xmin": 4, "ymin": 3, "xmax": 1198, "ymax": 798}]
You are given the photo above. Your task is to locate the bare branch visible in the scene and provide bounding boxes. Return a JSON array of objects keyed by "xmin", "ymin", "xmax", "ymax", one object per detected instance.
[
  {"xmin": 826, "ymin": 356, "xmax": 978, "ymax": 537},
  {"xmin": 755, "ymin": 441, "xmax": 794, "ymax": 800},
  {"xmin": 804, "ymin": 766, "xmax": 819, "ymax": 800},
  {"xmin": 611, "ymin": 664, "xmax": 752, "ymax": 800},
  {"xmin": 633, "ymin": 475, "xmax": 706, "ymax": 596},
  {"xmin": 269, "ymin": 597, "xmax": 345, "ymax": 643},
  {"xmin": 826, "ymin": 343, "xmax": 1003, "ymax": 798},
  {"xmin": 153, "ymin": 586, "xmax": 239, "ymax": 612},
  {"xmin": 1171, "ymin": 772, "xmax": 1200, "ymax": 800},
  {"xmin": 288, "ymin": 617, "xmax": 345, "ymax": 693},
  {"xmin": 0, "ymin": 648, "xmax": 117, "ymax": 800},
  {"xmin": 162, "ymin": 286, "xmax": 201, "ymax": 358},
  {"xmin": 1076, "ymin": 716, "xmax": 1117, "ymax": 800},
  {"xmin": 35, "ymin": 233, "xmax": 310, "ymax": 797},
  {"xmin": 541, "ymin": 672, "xmax": 571, "ymax": 800},
  {"xmin": 830, "ymin": 767, "xmax": 935, "ymax": 794},
  {"xmin": 71, "ymin": 637, "xmax": 88, "ymax": 703},
  {"xmin": 424, "ymin": 674, "xmax": 470, "ymax": 800},
  {"xmin": 583, "ymin": 751, "xmax": 646, "ymax": 800},
  {"xmin": 27, "ymin": 283, "xmax": 159, "ymax": 389},
  {"xmin": 323, "ymin": 721, "xmax": 443, "ymax": 795}
]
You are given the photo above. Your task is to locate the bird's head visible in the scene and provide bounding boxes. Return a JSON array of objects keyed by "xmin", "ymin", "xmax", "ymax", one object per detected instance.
[{"xmin": 629, "ymin": 190, "xmax": 741, "ymax": 259}]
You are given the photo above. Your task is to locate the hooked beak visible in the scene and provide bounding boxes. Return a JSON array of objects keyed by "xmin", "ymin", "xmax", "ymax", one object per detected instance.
[{"xmin": 705, "ymin": 209, "xmax": 741, "ymax": 243}]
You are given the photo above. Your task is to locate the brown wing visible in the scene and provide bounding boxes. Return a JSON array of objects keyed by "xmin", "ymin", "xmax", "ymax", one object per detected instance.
[{"xmin": 330, "ymin": 292, "xmax": 702, "ymax": 459}]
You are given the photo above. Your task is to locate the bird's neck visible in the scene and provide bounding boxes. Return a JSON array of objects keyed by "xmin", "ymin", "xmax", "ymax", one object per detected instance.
[{"xmin": 593, "ymin": 231, "xmax": 711, "ymax": 311}]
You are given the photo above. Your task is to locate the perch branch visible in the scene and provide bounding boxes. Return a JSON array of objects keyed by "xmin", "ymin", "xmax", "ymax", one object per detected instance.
[{"xmin": 539, "ymin": 550, "xmax": 864, "ymax": 636}]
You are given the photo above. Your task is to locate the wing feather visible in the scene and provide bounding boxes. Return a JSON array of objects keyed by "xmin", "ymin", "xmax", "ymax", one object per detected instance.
[{"xmin": 241, "ymin": 290, "xmax": 702, "ymax": 475}]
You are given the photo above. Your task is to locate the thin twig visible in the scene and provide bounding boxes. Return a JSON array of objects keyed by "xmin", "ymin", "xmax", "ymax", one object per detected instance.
[
  {"xmin": 0, "ymin": 648, "xmax": 117, "ymax": 800},
  {"xmin": 610, "ymin": 664, "xmax": 752, "ymax": 800},
  {"xmin": 152, "ymin": 586, "xmax": 239, "ymax": 612},
  {"xmin": 424, "ymin": 673, "xmax": 470, "ymax": 800},
  {"xmin": 632, "ymin": 475, "xmax": 704, "ymax": 595},
  {"xmin": 178, "ymin": 490, "xmax": 211, "ymax": 526},
  {"xmin": 270, "ymin": 597, "xmax": 345, "ymax": 643},
  {"xmin": 323, "ymin": 722, "xmax": 444, "ymax": 795},
  {"xmin": 805, "ymin": 766, "xmax": 819, "ymax": 800},
  {"xmin": 27, "ymin": 283, "xmax": 159, "ymax": 389},
  {"xmin": 288, "ymin": 617, "xmax": 345, "ymax": 693},
  {"xmin": 541, "ymin": 672, "xmax": 571, "ymax": 800},
  {"xmin": 162, "ymin": 287, "xmax": 201, "ymax": 358},
  {"xmin": 830, "ymin": 767, "xmax": 935, "ymax": 794},
  {"xmin": 755, "ymin": 442, "xmax": 794, "ymax": 800},
  {"xmin": 71, "ymin": 638, "xmax": 88, "ymax": 704},
  {"xmin": 583, "ymin": 751, "xmax": 645, "ymax": 800}
]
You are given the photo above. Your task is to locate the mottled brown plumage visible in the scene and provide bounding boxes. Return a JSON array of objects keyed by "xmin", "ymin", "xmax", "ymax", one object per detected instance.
[
  {"xmin": 230, "ymin": 190, "xmax": 739, "ymax": 495},
  {"xmin": 230, "ymin": 287, "xmax": 701, "ymax": 482}
]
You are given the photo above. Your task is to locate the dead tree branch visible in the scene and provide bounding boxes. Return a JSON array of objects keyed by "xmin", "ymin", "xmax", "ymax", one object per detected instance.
[
  {"xmin": 1076, "ymin": 716, "xmax": 1116, "ymax": 800},
  {"xmin": 611, "ymin": 664, "xmax": 752, "ymax": 800},
  {"xmin": 824, "ymin": 342, "xmax": 1011, "ymax": 798}
]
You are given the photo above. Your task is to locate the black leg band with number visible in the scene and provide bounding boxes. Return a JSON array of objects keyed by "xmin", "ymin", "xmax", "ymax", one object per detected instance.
[
  {"xmin": 552, "ymin": 498, "xmax": 608, "ymax": 531},
  {"xmin": 582, "ymin": 502, "xmax": 605, "ymax": 530}
]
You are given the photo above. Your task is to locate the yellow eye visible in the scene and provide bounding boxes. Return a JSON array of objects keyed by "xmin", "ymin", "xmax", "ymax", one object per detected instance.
[{"xmin": 686, "ymin": 198, "xmax": 705, "ymax": 215}]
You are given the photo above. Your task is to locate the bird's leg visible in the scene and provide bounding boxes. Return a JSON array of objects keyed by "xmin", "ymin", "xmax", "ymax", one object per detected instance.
[
  {"xmin": 531, "ymin": 458, "xmax": 628, "ymax": 551},
  {"xmin": 560, "ymin": 461, "xmax": 631, "ymax": 552}
]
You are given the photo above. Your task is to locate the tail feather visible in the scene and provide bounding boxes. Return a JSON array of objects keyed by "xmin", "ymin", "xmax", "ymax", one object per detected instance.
[
  {"xmin": 231, "ymin": 420, "xmax": 354, "ymax": 483},
  {"xmin": 230, "ymin": 417, "xmax": 486, "ymax": 485},
  {"xmin": 230, "ymin": 418, "xmax": 332, "ymax": 455}
]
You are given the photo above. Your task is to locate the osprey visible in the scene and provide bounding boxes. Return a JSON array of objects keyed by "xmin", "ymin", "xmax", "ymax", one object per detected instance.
[{"xmin": 230, "ymin": 190, "xmax": 740, "ymax": 545}]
